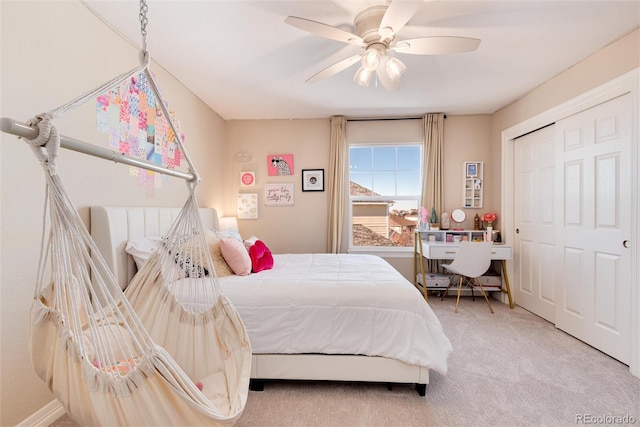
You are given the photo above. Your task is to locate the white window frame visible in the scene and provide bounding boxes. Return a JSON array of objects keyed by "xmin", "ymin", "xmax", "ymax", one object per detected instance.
[{"xmin": 348, "ymin": 141, "xmax": 423, "ymax": 255}]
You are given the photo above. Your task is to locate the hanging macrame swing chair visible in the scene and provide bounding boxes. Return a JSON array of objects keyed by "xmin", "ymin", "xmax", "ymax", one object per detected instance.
[{"xmin": 24, "ymin": 5, "xmax": 251, "ymax": 425}]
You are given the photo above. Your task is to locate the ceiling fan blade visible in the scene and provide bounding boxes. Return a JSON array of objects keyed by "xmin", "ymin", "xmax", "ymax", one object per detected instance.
[
  {"xmin": 379, "ymin": 1, "xmax": 422, "ymax": 36},
  {"xmin": 391, "ymin": 36, "xmax": 481, "ymax": 55},
  {"xmin": 376, "ymin": 66, "xmax": 401, "ymax": 92},
  {"xmin": 306, "ymin": 55, "xmax": 362, "ymax": 83},
  {"xmin": 285, "ymin": 16, "xmax": 364, "ymax": 46}
]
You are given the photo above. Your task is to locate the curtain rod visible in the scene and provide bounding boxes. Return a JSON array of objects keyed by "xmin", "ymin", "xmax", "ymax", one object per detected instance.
[
  {"xmin": 345, "ymin": 114, "xmax": 446, "ymax": 122},
  {"xmin": 0, "ymin": 117, "xmax": 195, "ymax": 181}
]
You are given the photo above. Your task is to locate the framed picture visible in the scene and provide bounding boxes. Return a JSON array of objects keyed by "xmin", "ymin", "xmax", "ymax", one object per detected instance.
[
  {"xmin": 237, "ymin": 193, "xmax": 258, "ymax": 219},
  {"xmin": 264, "ymin": 183, "xmax": 294, "ymax": 206},
  {"xmin": 267, "ymin": 154, "xmax": 294, "ymax": 176},
  {"xmin": 302, "ymin": 169, "xmax": 324, "ymax": 192},
  {"xmin": 466, "ymin": 162, "xmax": 478, "ymax": 178},
  {"xmin": 240, "ymin": 171, "xmax": 255, "ymax": 187}
]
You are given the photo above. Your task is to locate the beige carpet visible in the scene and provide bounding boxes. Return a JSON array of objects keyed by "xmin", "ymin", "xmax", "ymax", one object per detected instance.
[{"xmin": 50, "ymin": 296, "xmax": 639, "ymax": 426}]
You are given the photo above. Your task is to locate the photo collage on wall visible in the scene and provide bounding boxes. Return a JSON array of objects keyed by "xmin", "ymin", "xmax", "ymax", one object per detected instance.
[{"xmin": 95, "ymin": 72, "xmax": 184, "ymax": 197}]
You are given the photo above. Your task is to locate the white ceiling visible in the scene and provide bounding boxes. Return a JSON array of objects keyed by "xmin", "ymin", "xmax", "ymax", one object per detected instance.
[{"xmin": 83, "ymin": 1, "xmax": 639, "ymax": 120}]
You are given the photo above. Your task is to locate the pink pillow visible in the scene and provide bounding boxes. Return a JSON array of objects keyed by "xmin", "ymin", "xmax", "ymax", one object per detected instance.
[
  {"xmin": 249, "ymin": 240, "xmax": 274, "ymax": 273},
  {"xmin": 219, "ymin": 238, "xmax": 252, "ymax": 276}
]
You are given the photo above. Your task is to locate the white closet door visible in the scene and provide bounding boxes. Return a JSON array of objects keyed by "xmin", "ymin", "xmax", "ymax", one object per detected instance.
[
  {"xmin": 554, "ymin": 93, "xmax": 632, "ymax": 364},
  {"xmin": 514, "ymin": 125, "xmax": 558, "ymax": 322}
]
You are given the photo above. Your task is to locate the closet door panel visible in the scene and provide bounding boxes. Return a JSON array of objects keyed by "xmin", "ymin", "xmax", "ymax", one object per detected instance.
[
  {"xmin": 555, "ymin": 93, "xmax": 632, "ymax": 364},
  {"xmin": 514, "ymin": 124, "xmax": 557, "ymax": 322}
]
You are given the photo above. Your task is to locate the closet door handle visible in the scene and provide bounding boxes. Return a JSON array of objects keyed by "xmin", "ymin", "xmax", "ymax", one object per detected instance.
[
  {"xmin": 516, "ymin": 228, "xmax": 520, "ymax": 234},
  {"xmin": 623, "ymin": 240, "xmax": 630, "ymax": 248}
]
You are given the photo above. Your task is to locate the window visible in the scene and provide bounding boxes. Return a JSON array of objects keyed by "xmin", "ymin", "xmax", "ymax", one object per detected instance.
[{"xmin": 349, "ymin": 144, "xmax": 422, "ymax": 248}]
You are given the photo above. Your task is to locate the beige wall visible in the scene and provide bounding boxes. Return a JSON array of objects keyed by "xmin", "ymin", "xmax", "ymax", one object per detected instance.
[
  {"xmin": 443, "ymin": 115, "xmax": 493, "ymax": 229},
  {"xmin": 224, "ymin": 119, "xmax": 330, "ymax": 254},
  {"xmin": 224, "ymin": 115, "xmax": 492, "ymax": 282},
  {"xmin": 224, "ymin": 116, "xmax": 480, "ymax": 258},
  {"xmin": 0, "ymin": 2, "xmax": 225, "ymax": 425},
  {"xmin": 490, "ymin": 29, "xmax": 640, "ymax": 193}
]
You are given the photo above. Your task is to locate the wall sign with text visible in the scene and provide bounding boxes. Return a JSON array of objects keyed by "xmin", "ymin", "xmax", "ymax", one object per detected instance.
[
  {"xmin": 264, "ymin": 184, "xmax": 294, "ymax": 206},
  {"xmin": 240, "ymin": 171, "xmax": 255, "ymax": 187}
]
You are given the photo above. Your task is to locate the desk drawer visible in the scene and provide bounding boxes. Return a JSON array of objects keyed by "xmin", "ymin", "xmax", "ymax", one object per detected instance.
[
  {"xmin": 426, "ymin": 246, "xmax": 460, "ymax": 259},
  {"xmin": 490, "ymin": 246, "xmax": 512, "ymax": 260},
  {"xmin": 423, "ymin": 243, "xmax": 512, "ymax": 260}
]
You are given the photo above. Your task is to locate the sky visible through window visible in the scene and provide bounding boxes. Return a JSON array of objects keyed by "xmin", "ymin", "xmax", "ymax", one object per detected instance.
[{"xmin": 350, "ymin": 145, "xmax": 421, "ymax": 211}]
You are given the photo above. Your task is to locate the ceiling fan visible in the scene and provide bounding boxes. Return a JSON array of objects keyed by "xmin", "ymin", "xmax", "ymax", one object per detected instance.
[{"xmin": 285, "ymin": 1, "xmax": 480, "ymax": 91}]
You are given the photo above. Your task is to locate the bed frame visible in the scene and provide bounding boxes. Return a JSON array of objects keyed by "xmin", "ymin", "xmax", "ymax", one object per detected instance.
[{"xmin": 90, "ymin": 206, "xmax": 429, "ymax": 395}]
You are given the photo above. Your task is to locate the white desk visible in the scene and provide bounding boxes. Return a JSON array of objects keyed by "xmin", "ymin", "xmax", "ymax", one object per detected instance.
[{"xmin": 414, "ymin": 239, "xmax": 514, "ymax": 308}]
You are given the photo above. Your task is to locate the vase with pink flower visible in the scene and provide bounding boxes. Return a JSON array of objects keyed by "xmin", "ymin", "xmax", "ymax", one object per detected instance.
[
  {"xmin": 482, "ymin": 213, "xmax": 498, "ymax": 242},
  {"xmin": 418, "ymin": 207, "xmax": 428, "ymax": 231}
]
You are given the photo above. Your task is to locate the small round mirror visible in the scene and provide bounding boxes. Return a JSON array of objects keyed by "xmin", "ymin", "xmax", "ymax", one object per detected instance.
[{"xmin": 451, "ymin": 209, "xmax": 466, "ymax": 223}]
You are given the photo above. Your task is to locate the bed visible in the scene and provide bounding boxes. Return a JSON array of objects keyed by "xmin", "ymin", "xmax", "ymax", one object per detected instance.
[{"xmin": 89, "ymin": 206, "xmax": 452, "ymax": 395}]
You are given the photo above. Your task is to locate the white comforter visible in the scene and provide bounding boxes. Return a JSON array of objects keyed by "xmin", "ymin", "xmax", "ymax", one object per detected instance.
[{"xmin": 170, "ymin": 253, "xmax": 452, "ymax": 374}]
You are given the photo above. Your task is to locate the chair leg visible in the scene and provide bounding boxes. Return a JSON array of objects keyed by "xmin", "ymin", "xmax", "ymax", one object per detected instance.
[
  {"xmin": 455, "ymin": 277, "xmax": 464, "ymax": 313},
  {"xmin": 441, "ymin": 275, "xmax": 456, "ymax": 301},
  {"xmin": 474, "ymin": 278, "xmax": 494, "ymax": 314}
]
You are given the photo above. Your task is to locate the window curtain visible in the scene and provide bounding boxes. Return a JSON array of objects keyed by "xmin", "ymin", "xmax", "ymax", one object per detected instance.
[
  {"xmin": 421, "ymin": 113, "xmax": 445, "ymax": 219},
  {"xmin": 327, "ymin": 116, "xmax": 347, "ymax": 253}
]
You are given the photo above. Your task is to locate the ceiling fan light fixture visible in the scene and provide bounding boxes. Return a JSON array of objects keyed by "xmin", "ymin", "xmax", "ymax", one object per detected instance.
[
  {"xmin": 384, "ymin": 56, "xmax": 406, "ymax": 81},
  {"xmin": 361, "ymin": 48, "xmax": 381, "ymax": 72},
  {"xmin": 353, "ymin": 66, "xmax": 374, "ymax": 86},
  {"xmin": 361, "ymin": 43, "xmax": 387, "ymax": 72}
]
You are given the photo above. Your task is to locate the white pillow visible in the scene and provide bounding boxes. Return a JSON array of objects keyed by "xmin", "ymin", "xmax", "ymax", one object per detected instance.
[
  {"xmin": 215, "ymin": 229, "xmax": 243, "ymax": 242},
  {"xmin": 177, "ymin": 229, "xmax": 233, "ymax": 278},
  {"xmin": 125, "ymin": 236, "xmax": 162, "ymax": 269},
  {"xmin": 243, "ymin": 235, "xmax": 259, "ymax": 250}
]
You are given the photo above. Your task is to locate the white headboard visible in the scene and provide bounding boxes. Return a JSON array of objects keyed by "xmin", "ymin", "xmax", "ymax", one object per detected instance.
[{"xmin": 90, "ymin": 206, "xmax": 219, "ymax": 290}]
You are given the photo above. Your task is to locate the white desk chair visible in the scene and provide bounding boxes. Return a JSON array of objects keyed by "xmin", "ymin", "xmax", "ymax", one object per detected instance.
[{"xmin": 442, "ymin": 241, "xmax": 494, "ymax": 314}]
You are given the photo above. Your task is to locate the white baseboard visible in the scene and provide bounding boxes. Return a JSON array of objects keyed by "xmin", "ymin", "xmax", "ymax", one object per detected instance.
[{"xmin": 16, "ymin": 400, "xmax": 65, "ymax": 427}]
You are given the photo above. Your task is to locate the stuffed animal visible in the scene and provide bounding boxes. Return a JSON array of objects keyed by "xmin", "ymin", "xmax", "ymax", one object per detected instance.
[{"xmin": 248, "ymin": 240, "xmax": 274, "ymax": 273}]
